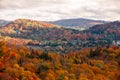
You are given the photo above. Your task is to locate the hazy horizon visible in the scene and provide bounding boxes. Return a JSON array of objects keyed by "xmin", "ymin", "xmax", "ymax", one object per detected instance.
[{"xmin": 0, "ymin": 0, "xmax": 120, "ymax": 21}]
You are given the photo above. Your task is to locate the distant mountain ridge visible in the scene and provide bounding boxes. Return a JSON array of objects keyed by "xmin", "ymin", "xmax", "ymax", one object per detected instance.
[
  {"xmin": 0, "ymin": 18, "xmax": 107, "ymax": 30},
  {"xmin": 49, "ymin": 18, "xmax": 107, "ymax": 29}
]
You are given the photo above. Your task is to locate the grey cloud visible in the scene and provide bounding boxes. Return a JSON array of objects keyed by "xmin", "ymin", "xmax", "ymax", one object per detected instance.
[
  {"xmin": 0, "ymin": 0, "xmax": 120, "ymax": 21},
  {"xmin": 0, "ymin": 0, "xmax": 68, "ymax": 9}
]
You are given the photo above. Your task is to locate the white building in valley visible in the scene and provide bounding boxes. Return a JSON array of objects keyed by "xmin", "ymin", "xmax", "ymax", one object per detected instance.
[{"xmin": 113, "ymin": 40, "xmax": 120, "ymax": 46}]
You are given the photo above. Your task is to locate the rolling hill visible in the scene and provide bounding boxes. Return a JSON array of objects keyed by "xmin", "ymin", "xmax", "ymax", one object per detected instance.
[
  {"xmin": 86, "ymin": 21, "xmax": 120, "ymax": 40},
  {"xmin": 0, "ymin": 19, "xmax": 59, "ymax": 34}
]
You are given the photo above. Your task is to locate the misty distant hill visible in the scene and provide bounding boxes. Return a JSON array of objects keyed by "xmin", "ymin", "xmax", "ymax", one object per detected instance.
[{"xmin": 49, "ymin": 18, "xmax": 107, "ymax": 30}]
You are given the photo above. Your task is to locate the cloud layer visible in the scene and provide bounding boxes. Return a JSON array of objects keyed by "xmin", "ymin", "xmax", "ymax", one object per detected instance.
[{"xmin": 0, "ymin": 0, "xmax": 120, "ymax": 21}]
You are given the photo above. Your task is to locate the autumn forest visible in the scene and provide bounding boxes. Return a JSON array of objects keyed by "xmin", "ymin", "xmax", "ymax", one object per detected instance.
[
  {"xmin": 0, "ymin": 41, "xmax": 120, "ymax": 80},
  {"xmin": 0, "ymin": 18, "xmax": 120, "ymax": 80}
]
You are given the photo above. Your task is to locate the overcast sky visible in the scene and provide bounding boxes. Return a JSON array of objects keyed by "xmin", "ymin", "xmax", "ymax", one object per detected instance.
[{"xmin": 0, "ymin": 0, "xmax": 120, "ymax": 21}]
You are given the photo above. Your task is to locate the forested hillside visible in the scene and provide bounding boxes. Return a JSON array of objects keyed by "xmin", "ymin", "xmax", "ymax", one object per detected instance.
[{"xmin": 0, "ymin": 19, "xmax": 120, "ymax": 53}]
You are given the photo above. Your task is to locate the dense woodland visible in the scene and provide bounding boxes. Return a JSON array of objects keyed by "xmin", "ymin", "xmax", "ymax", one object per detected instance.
[{"xmin": 0, "ymin": 41, "xmax": 120, "ymax": 80}]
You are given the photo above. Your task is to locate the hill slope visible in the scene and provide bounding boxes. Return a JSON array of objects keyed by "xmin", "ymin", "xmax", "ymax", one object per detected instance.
[
  {"xmin": 86, "ymin": 21, "xmax": 120, "ymax": 40},
  {"xmin": 0, "ymin": 19, "xmax": 58, "ymax": 34}
]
